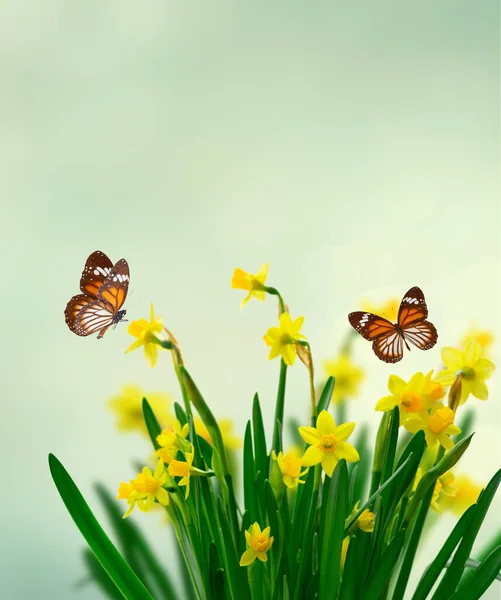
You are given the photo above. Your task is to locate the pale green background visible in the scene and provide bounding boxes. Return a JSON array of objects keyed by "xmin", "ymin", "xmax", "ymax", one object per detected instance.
[{"xmin": 1, "ymin": 2, "xmax": 499, "ymax": 599}]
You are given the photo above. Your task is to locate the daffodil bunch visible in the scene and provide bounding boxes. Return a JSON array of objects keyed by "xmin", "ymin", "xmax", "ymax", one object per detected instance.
[{"xmin": 49, "ymin": 265, "xmax": 501, "ymax": 600}]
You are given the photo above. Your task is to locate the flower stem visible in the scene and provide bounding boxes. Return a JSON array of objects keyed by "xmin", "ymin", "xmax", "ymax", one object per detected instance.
[
  {"xmin": 272, "ymin": 359, "xmax": 288, "ymax": 453},
  {"xmin": 264, "ymin": 286, "xmax": 285, "ymax": 314}
]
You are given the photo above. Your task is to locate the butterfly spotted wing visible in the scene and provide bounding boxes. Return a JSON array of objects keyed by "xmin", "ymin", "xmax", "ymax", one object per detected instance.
[
  {"xmin": 348, "ymin": 287, "xmax": 437, "ymax": 363},
  {"xmin": 65, "ymin": 252, "xmax": 129, "ymax": 338}
]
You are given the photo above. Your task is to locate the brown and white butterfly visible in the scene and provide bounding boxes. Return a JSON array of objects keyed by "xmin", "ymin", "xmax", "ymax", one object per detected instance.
[
  {"xmin": 348, "ymin": 287, "xmax": 438, "ymax": 363},
  {"xmin": 65, "ymin": 251, "xmax": 130, "ymax": 339}
]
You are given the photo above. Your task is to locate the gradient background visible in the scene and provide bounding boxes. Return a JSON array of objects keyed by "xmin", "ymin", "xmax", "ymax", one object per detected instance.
[{"xmin": 2, "ymin": 2, "xmax": 499, "ymax": 598}]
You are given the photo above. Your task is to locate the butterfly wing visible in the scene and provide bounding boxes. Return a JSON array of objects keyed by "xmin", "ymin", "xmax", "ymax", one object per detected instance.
[
  {"xmin": 80, "ymin": 250, "xmax": 114, "ymax": 297},
  {"xmin": 72, "ymin": 300, "xmax": 115, "ymax": 338},
  {"xmin": 402, "ymin": 321, "xmax": 438, "ymax": 351},
  {"xmin": 372, "ymin": 331, "xmax": 404, "ymax": 363},
  {"xmin": 398, "ymin": 287, "xmax": 429, "ymax": 328},
  {"xmin": 348, "ymin": 311, "xmax": 396, "ymax": 340},
  {"xmin": 96, "ymin": 259, "xmax": 130, "ymax": 313},
  {"xmin": 64, "ymin": 293, "xmax": 95, "ymax": 333},
  {"xmin": 348, "ymin": 311, "xmax": 404, "ymax": 363}
]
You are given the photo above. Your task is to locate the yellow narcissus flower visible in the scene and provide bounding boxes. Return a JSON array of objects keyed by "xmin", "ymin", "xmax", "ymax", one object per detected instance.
[
  {"xmin": 117, "ymin": 459, "xmax": 169, "ymax": 518},
  {"xmin": 194, "ymin": 416, "xmax": 242, "ymax": 451},
  {"xmin": 439, "ymin": 474, "xmax": 482, "ymax": 516},
  {"xmin": 434, "ymin": 340, "xmax": 496, "ymax": 404},
  {"xmin": 271, "ymin": 448, "xmax": 308, "ymax": 489},
  {"xmin": 323, "ymin": 354, "xmax": 365, "ymax": 403},
  {"xmin": 460, "ymin": 326, "xmax": 494, "ymax": 355},
  {"xmin": 375, "ymin": 371, "xmax": 442, "ymax": 421},
  {"xmin": 108, "ymin": 385, "xmax": 172, "ymax": 437},
  {"xmin": 360, "ymin": 297, "xmax": 400, "ymax": 323},
  {"xmin": 404, "ymin": 405, "xmax": 461, "ymax": 450},
  {"xmin": 231, "ymin": 264, "xmax": 269, "ymax": 308},
  {"xmin": 168, "ymin": 450, "xmax": 194, "ymax": 499},
  {"xmin": 413, "ymin": 469, "xmax": 457, "ymax": 512},
  {"xmin": 155, "ymin": 418, "xmax": 190, "ymax": 464},
  {"xmin": 346, "ymin": 502, "xmax": 375, "ymax": 532},
  {"xmin": 299, "ymin": 410, "xmax": 359, "ymax": 477},
  {"xmin": 125, "ymin": 303, "xmax": 164, "ymax": 368},
  {"xmin": 263, "ymin": 312, "xmax": 306, "ymax": 366},
  {"xmin": 239, "ymin": 523, "xmax": 274, "ymax": 566}
]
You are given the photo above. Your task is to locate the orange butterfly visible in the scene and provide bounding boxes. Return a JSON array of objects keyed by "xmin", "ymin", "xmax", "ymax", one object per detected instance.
[
  {"xmin": 348, "ymin": 287, "xmax": 438, "ymax": 363},
  {"xmin": 65, "ymin": 251, "xmax": 130, "ymax": 339}
]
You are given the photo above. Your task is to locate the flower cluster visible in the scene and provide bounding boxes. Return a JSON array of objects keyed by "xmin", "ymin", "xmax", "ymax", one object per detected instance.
[{"xmin": 117, "ymin": 459, "xmax": 170, "ymax": 518}]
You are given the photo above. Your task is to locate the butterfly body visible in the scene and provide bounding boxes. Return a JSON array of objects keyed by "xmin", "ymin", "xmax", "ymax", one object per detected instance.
[
  {"xmin": 348, "ymin": 287, "xmax": 437, "ymax": 363},
  {"xmin": 65, "ymin": 251, "xmax": 130, "ymax": 339}
]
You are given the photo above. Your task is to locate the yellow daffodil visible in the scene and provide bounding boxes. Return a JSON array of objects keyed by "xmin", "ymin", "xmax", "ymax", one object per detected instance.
[
  {"xmin": 360, "ymin": 297, "xmax": 400, "ymax": 323},
  {"xmin": 108, "ymin": 385, "xmax": 172, "ymax": 437},
  {"xmin": 375, "ymin": 371, "xmax": 442, "ymax": 422},
  {"xmin": 117, "ymin": 459, "xmax": 169, "ymax": 518},
  {"xmin": 239, "ymin": 523, "xmax": 274, "ymax": 566},
  {"xmin": 439, "ymin": 474, "xmax": 482, "ymax": 516},
  {"xmin": 413, "ymin": 469, "xmax": 457, "ymax": 512},
  {"xmin": 263, "ymin": 312, "xmax": 306, "ymax": 366},
  {"xmin": 231, "ymin": 264, "xmax": 269, "ymax": 308},
  {"xmin": 346, "ymin": 502, "xmax": 375, "ymax": 532},
  {"xmin": 194, "ymin": 416, "xmax": 242, "ymax": 451},
  {"xmin": 155, "ymin": 418, "xmax": 190, "ymax": 464},
  {"xmin": 323, "ymin": 354, "xmax": 365, "ymax": 403},
  {"xmin": 168, "ymin": 449, "xmax": 194, "ymax": 498},
  {"xmin": 299, "ymin": 410, "xmax": 359, "ymax": 477},
  {"xmin": 404, "ymin": 405, "xmax": 461, "ymax": 450},
  {"xmin": 434, "ymin": 340, "xmax": 496, "ymax": 404},
  {"xmin": 125, "ymin": 304, "xmax": 164, "ymax": 368},
  {"xmin": 461, "ymin": 326, "xmax": 494, "ymax": 355},
  {"xmin": 271, "ymin": 448, "xmax": 309, "ymax": 489}
]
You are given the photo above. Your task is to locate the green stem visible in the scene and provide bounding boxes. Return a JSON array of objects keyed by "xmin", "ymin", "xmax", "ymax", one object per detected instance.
[
  {"xmin": 264, "ymin": 286, "xmax": 285, "ymax": 313},
  {"xmin": 272, "ymin": 359, "xmax": 288, "ymax": 452}
]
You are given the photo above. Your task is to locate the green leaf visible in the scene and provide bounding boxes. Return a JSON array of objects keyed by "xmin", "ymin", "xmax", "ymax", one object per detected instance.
[
  {"xmin": 82, "ymin": 549, "xmax": 124, "ymax": 600},
  {"xmin": 243, "ymin": 421, "xmax": 258, "ymax": 522},
  {"xmin": 454, "ymin": 407, "xmax": 474, "ymax": 444},
  {"xmin": 319, "ymin": 460, "xmax": 349, "ymax": 599},
  {"xmin": 449, "ymin": 546, "xmax": 501, "ymax": 600},
  {"xmin": 316, "ymin": 376, "xmax": 335, "ymax": 414},
  {"xmin": 95, "ymin": 484, "xmax": 177, "ymax": 600},
  {"xmin": 142, "ymin": 398, "xmax": 162, "ymax": 450},
  {"xmin": 48, "ymin": 454, "xmax": 155, "ymax": 600},
  {"xmin": 432, "ymin": 468, "xmax": 501, "ymax": 598},
  {"xmin": 252, "ymin": 393, "xmax": 268, "ymax": 483},
  {"xmin": 411, "ymin": 505, "xmax": 475, "ymax": 600},
  {"xmin": 350, "ymin": 425, "xmax": 370, "ymax": 505},
  {"xmin": 174, "ymin": 402, "xmax": 188, "ymax": 426},
  {"xmin": 364, "ymin": 531, "xmax": 405, "ymax": 600},
  {"xmin": 339, "ymin": 535, "xmax": 357, "ymax": 600}
]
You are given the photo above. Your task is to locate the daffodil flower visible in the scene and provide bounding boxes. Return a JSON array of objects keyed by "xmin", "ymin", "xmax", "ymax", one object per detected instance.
[
  {"xmin": 323, "ymin": 354, "xmax": 365, "ymax": 403},
  {"xmin": 345, "ymin": 502, "xmax": 375, "ymax": 533},
  {"xmin": 404, "ymin": 405, "xmax": 461, "ymax": 450},
  {"xmin": 125, "ymin": 304, "xmax": 164, "ymax": 367},
  {"xmin": 439, "ymin": 473, "xmax": 482, "ymax": 516},
  {"xmin": 299, "ymin": 410, "xmax": 359, "ymax": 477},
  {"xmin": 168, "ymin": 449, "xmax": 195, "ymax": 498},
  {"xmin": 231, "ymin": 264, "xmax": 269, "ymax": 308},
  {"xmin": 117, "ymin": 459, "xmax": 169, "ymax": 518},
  {"xmin": 155, "ymin": 418, "xmax": 190, "ymax": 464},
  {"xmin": 263, "ymin": 312, "xmax": 306, "ymax": 366},
  {"xmin": 434, "ymin": 340, "xmax": 495, "ymax": 404},
  {"xmin": 239, "ymin": 523, "xmax": 274, "ymax": 566},
  {"xmin": 271, "ymin": 448, "xmax": 308, "ymax": 489}
]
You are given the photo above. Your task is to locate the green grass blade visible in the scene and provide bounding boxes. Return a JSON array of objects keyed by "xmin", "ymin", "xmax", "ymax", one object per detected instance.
[
  {"xmin": 49, "ymin": 454, "xmax": 155, "ymax": 600},
  {"xmin": 319, "ymin": 460, "xmax": 349, "ymax": 599},
  {"xmin": 460, "ymin": 529, "xmax": 501, "ymax": 588},
  {"xmin": 350, "ymin": 425, "xmax": 370, "ymax": 505},
  {"xmin": 364, "ymin": 531, "xmax": 405, "ymax": 600},
  {"xmin": 143, "ymin": 398, "xmax": 162, "ymax": 450},
  {"xmin": 316, "ymin": 376, "xmax": 335, "ymax": 414},
  {"xmin": 339, "ymin": 535, "xmax": 358, "ymax": 600},
  {"xmin": 449, "ymin": 546, "xmax": 501, "ymax": 600},
  {"xmin": 82, "ymin": 549, "xmax": 125, "ymax": 600},
  {"xmin": 432, "ymin": 468, "xmax": 501, "ymax": 598},
  {"xmin": 411, "ymin": 505, "xmax": 476, "ymax": 600},
  {"xmin": 244, "ymin": 421, "xmax": 258, "ymax": 522},
  {"xmin": 252, "ymin": 393, "xmax": 268, "ymax": 482}
]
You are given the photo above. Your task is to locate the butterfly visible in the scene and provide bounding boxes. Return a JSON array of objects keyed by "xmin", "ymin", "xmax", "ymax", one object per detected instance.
[
  {"xmin": 348, "ymin": 287, "xmax": 438, "ymax": 363},
  {"xmin": 65, "ymin": 250, "xmax": 130, "ymax": 339}
]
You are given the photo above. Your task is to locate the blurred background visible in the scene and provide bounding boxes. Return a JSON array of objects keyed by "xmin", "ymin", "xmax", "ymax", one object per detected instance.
[{"xmin": 1, "ymin": 1, "xmax": 499, "ymax": 598}]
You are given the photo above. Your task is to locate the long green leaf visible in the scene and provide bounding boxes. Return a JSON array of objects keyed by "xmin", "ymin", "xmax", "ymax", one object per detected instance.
[
  {"xmin": 48, "ymin": 454, "xmax": 155, "ymax": 600},
  {"xmin": 143, "ymin": 398, "xmax": 162, "ymax": 450},
  {"xmin": 411, "ymin": 505, "xmax": 475, "ymax": 600},
  {"xmin": 82, "ymin": 549, "xmax": 124, "ymax": 600},
  {"xmin": 449, "ymin": 546, "xmax": 501, "ymax": 600},
  {"xmin": 316, "ymin": 376, "xmax": 335, "ymax": 414},
  {"xmin": 252, "ymin": 393, "xmax": 268, "ymax": 482},
  {"xmin": 432, "ymin": 468, "xmax": 501, "ymax": 598},
  {"xmin": 319, "ymin": 460, "xmax": 349, "ymax": 599},
  {"xmin": 365, "ymin": 530, "xmax": 405, "ymax": 600},
  {"xmin": 243, "ymin": 421, "xmax": 258, "ymax": 522},
  {"xmin": 339, "ymin": 535, "xmax": 358, "ymax": 600}
]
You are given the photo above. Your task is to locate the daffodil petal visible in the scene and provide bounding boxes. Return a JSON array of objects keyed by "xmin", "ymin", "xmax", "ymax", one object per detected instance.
[
  {"xmin": 464, "ymin": 340, "xmax": 481, "ymax": 366},
  {"xmin": 316, "ymin": 410, "xmax": 336, "ymax": 435},
  {"xmin": 336, "ymin": 442, "xmax": 359, "ymax": 463},
  {"xmin": 128, "ymin": 319, "xmax": 149, "ymax": 338},
  {"xmin": 433, "ymin": 369, "xmax": 456, "ymax": 386},
  {"xmin": 156, "ymin": 487, "xmax": 170, "ymax": 506},
  {"xmin": 441, "ymin": 347, "xmax": 464, "ymax": 371},
  {"xmin": 469, "ymin": 380, "xmax": 489, "ymax": 400},
  {"xmin": 321, "ymin": 453, "xmax": 338, "ymax": 477},
  {"xmin": 299, "ymin": 426, "xmax": 321, "ymax": 445},
  {"xmin": 375, "ymin": 395, "xmax": 398, "ymax": 412},
  {"xmin": 334, "ymin": 422, "xmax": 356, "ymax": 441},
  {"xmin": 240, "ymin": 549, "xmax": 256, "ymax": 567},
  {"xmin": 144, "ymin": 343, "xmax": 158, "ymax": 368},
  {"xmin": 301, "ymin": 445, "xmax": 324, "ymax": 467},
  {"xmin": 408, "ymin": 372, "xmax": 425, "ymax": 391},
  {"xmin": 282, "ymin": 344, "xmax": 297, "ymax": 366},
  {"xmin": 388, "ymin": 374, "xmax": 406, "ymax": 395},
  {"xmin": 125, "ymin": 339, "xmax": 145, "ymax": 354},
  {"xmin": 474, "ymin": 359, "xmax": 496, "ymax": 380}
]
